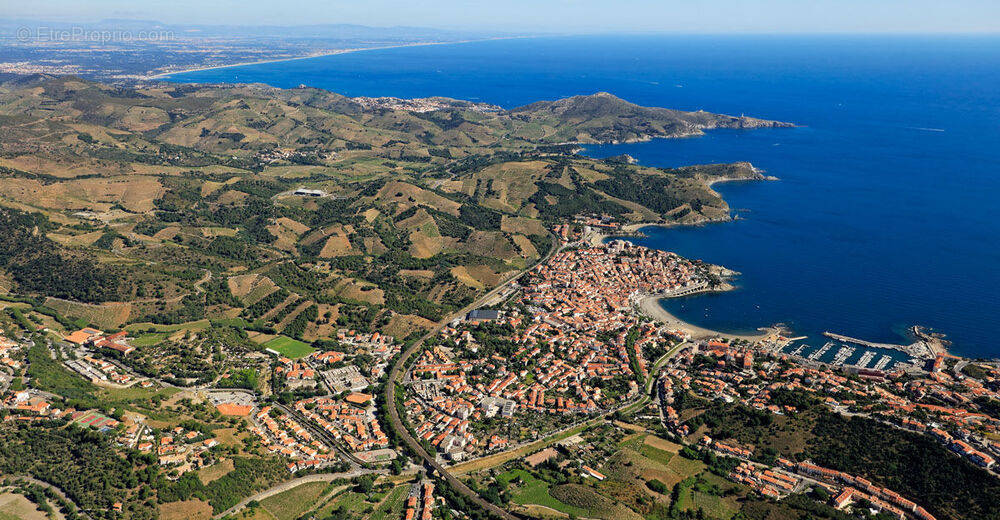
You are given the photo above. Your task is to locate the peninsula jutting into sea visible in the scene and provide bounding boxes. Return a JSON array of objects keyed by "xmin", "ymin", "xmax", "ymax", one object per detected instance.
[{"xmin": 0, "ymin": 15, "xmax": 998, "ymax": 520}]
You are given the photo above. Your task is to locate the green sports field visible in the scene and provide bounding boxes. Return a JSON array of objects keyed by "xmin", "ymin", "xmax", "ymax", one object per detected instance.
[{"xmin": 263, "ymin": 336, "xmax": 316, "ymax": 359}]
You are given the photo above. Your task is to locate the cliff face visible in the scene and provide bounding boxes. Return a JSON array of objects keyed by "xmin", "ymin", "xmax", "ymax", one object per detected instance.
[{"xmin": 510, "ymin": 92, "xmax": 795, "ymax": 144}]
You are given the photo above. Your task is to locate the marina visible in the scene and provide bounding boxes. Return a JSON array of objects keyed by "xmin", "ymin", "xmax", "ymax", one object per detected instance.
[
  {"xmin": 872, "ymin": 354, "xmax": 893, "ymax": 371},
  {"xmin": 822, "ymin": 332, "xmax": 935, "ymax": 359},
  {"xmin": 807, "ymin": 342, "xmax": 833, "ymax": 361},
  {"xmin": 779, "ymin": 339, "xmax": 913, "ymax": 375},
  {"xmin": 855, "ymin": 350, "xmax": 876, "ymax": 369},
  {"xmin": 832, "ymin": 344, "xmax": 856, "ymax": 365}
]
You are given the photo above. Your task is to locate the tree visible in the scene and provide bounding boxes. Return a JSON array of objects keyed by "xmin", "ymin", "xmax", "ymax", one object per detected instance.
[{"xmin": 354, "ymin": 474, "xmax": 376, "ymax": 494}]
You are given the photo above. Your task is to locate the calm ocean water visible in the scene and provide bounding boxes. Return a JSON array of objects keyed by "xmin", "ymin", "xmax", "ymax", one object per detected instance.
[{"xmin": 168, "ymin": 35, "xmax": 1000, "ymax": 358}]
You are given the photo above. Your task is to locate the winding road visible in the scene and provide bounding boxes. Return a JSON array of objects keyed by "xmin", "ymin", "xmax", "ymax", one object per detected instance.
[{"xmin": 1, "ymin": 475, "xmax": 93, "ymax": 520}]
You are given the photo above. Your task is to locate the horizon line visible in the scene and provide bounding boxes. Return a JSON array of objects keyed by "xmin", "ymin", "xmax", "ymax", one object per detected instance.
[{"xmin": 0, "ymin": 18, "xmax": 998, "ymax": 36}]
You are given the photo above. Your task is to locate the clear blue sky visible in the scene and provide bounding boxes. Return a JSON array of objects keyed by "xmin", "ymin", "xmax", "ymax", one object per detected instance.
[{"xmin": 2, "ymin": 0, "xmax": 999, "ymax": 33}]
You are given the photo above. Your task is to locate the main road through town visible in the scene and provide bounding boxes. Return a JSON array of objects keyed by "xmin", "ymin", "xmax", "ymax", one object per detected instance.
[{"xmin": 383, "ymin": 235, "xmax": 564, "ymax": 520}]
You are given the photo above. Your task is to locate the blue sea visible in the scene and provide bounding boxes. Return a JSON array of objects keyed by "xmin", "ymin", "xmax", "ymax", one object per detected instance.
[{"xmin": 167, "ymin": 35, "xmax": 1000, "ymax": 358}]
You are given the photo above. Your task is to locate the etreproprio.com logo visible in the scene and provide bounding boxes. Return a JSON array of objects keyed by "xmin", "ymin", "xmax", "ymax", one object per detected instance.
[{"xmin": 15, "ymin": 26, "xmax": 175, "ymax": 43}]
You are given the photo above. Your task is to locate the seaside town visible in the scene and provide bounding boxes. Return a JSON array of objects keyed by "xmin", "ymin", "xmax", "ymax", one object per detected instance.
[
  {"xmin": 1, "ymin": 220, "xmax": 999, "ymax": 520},
  {"xmin": 379, "ymin": 228, "xmax": 1000, "ymax": 520},
  {"xmin": 660, "ymin": 338, "xmax": 1000, "ymax": 472},
  {"xmin": 0, "ymin": 0, "xmax": 995, "ymax": 517},
  {"xmin": 352, "ymin": 96, "xmax": 502, "ymax": 113},
  {"xmin": 399, "ymin": 240, "xmax": 720, "ymax": 460}
]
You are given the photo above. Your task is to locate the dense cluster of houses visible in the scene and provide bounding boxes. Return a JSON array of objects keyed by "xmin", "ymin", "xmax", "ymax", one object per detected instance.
[
  {"xmin": 249, "ymin": 405, "xmax": 337, "ymax": 471},
  {"xmin": 4, "ymin": 213, "xmax": 998, "ymax": 520},
  {"xmin": 930, "ymin": 427, "xmax": 995, "ymax": 468},
  {"xmin": 402, "ymin": 242, "xmax": 707, "ymax": 459},
  {"xmin": 245, "ymin": 390, "xmax": 393, "ymax": 471},
  {"xmin": 309, "ymin": 329, "xmax": 399, "ymax": 389},
  {"xmin": 711, "ymin": 438, "xmax": 753, "ymax": 460},
  {"xmin": 65, "ymin": 355, "xmax": 135, "ymax": 385},
  {"xmin": 787, "ymin": 460, "xmax": 937, "ymax": 520},
  {"xmin": 5, "ymin": 392, "xmax": 57, "ymax": 418},
  {"xmin": 404, "ymin": 391, "xmax": 480, "ymax": 461},
  {"xmin": 702, "ymin": 426, "xmax": 940, "ymax": 520},
  {"xmin": 1, "ymin": 381, "xmax": 228, "ymax": 478},
  {"xmin": 518, "ymin": 243, "xmax": 708, "ymax": 385},
  {"xmin": 2, "ymin": 391, "xmax": 123, "ymax": 431},
  {"xmin": 526, "ymin": 242, "xmax": 705, "ymax": 326},
  {"xmin": 660, "ymin": 339, "xmax": 1000, "ymax": 474},
  {"xmin": 646, "ymin": 329, "xmax": 1000, "ymax": 520},
  {"xmin": 728, "ymin": 461, "xmax": 801, "ymax": 498},
  {"xmin": 334, "ymin": 329, "xmax": 399, "ymax": 359},
  {"xmin": 116, "ymin": 418, "xmax": 148, "ymax": 448},
  {"xmin": 0, "ymin": 336, "xmax": 21, "ymax": 371},
  {"xmin": 276, "ymin": 357, "xmax": 318, "ymax": 389},
  {"xmin": 403, "ymin": 481, "xmax": 436, "ymax": 520},
  {"xmin": 571, "ymin": 214, "xmax": 623, "ymax": 230},
  {"xmin": 294, "ymin": 393, "xmax": 390, "ymax": 453},
  {"xmin": 144, "ymin": 425, "xmax": 221, "ymax": 472},
  {"xmin": 888, "ymin": 363, "xmax": 1000, "ymax": 470}
]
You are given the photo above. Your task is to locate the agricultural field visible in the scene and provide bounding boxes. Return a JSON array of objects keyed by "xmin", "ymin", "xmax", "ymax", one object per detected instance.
[
  {"xmin": 258, "ymin": 481, "xmax": 332, "ymax": 520},
  {"xmin": 159, "ymin": 499, "xmax": 214, "ymax": 520},
  {"xmin": 314, "ymin": 489, "xmax": 379, "ymax": 518},
  {"xmin": 198, "ymin": 459, "xmax": 236, "ymax": 485},
  {"xmin": 125, "ymin": 320, "xmax": 212, "ymax": 334},
  {"xmin": 228, "ymin": 274, "xmax": 279, "ymax": 306},
  {"xmin": 43, "ymin": 297, "xmax": 131, "ymax": 329},
  {"xmin": 476, "ymin": 423, "xmax": 742, "ymax": 520},
  {"xmin": 451, "ymin": 420, "xmax": 599, "ymax": 476},
  {"xmin": 132, "ymin": 332, "xmax": 170, "ymax": 347},
  {"xmin": 498, "ymin": 469, "xmax": 589, "ymax": 518},
  {"xmin": 0, "ymin": 492, "xmax": 51, "ymax": 520},
  {"xmin": 369, "ymin": 485, "xmax": 410, "ymax": 520},
  {"xmin": 222, "ymin": 504, "xmax": 278, "ymax": 520},
  {"xmin": 95, "ymin": 385, "xmax": 180, "ymax": 402}
]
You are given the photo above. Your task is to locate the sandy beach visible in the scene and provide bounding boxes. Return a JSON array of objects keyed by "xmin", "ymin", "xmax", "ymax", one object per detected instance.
[
  {"xmin": 585, "ymin": 225, "xmax": 776, "ymax": 341},
  {"xmin": 638, "ymin": 294, "xmax": 775, "ymax": 341},
  {"xmin": 585, "ymin": 223, "xmax": 660, "ymax": 246},
  {"xmin": 147, "ymin": 37, "xmax": 527, "ymax": 80},
  {"xmin": 586, "ymin": 226, "xmax": 775, "ymax": 340}
]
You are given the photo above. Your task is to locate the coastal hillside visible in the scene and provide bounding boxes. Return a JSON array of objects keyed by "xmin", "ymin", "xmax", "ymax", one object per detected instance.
[
  {"xmin": 510, "ymin": 91, "xmax": 794, "ymax": 143},
  {"xmin": 0, "ymin": 76, "xmax": 786, "ymax": 336}
]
